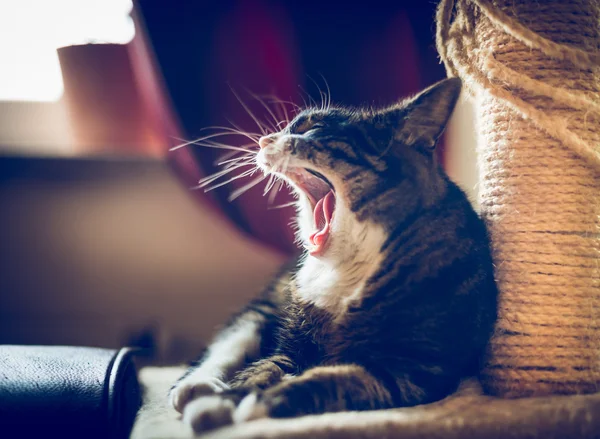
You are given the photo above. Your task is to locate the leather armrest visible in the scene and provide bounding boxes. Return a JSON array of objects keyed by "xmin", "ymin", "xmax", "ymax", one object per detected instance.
[{"xmin": 0, "ymin": 345, "xmax": 141, "ymax": 439}]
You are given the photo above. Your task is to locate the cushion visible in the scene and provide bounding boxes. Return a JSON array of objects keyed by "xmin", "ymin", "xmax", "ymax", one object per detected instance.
[{"xmin": 132, "ymin": 366, "xmax": 600, "ymax": 439}]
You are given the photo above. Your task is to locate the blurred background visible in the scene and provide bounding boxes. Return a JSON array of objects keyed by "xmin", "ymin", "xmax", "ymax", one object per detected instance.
[{"xmin": 0, "ymin": 0, "xmax": 477, "ymax": 364}]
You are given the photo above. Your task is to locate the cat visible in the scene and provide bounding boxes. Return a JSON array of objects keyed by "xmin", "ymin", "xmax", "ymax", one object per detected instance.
[{"xmin": 169, "ymin": 77, "xmax": 498, "ymax": 433}]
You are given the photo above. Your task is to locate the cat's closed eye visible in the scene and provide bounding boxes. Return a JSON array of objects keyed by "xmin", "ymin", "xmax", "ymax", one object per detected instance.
[
  {"xmin": 293, "ymin": 120, "xmax": 326, "ymax": 135},
  {"xmin": 304, "ymin": 122, "xmax": 326, "ymax": 135}
]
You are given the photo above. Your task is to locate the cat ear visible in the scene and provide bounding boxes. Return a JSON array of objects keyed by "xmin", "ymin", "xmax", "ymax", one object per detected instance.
[{"xmin": 387, "ymin": 77, "xmax": 462, "ymax": 151}]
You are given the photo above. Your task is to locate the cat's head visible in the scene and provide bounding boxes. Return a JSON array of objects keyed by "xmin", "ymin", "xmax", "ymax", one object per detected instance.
[{"xmin": 256, "ymin": 78, "xmax": 461, "ymax": 259}]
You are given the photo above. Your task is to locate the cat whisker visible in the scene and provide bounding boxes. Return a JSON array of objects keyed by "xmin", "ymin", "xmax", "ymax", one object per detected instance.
[
  {"xmin": 263, "ymin": 172, "xmax": 277, "ymax": 197},
  {"xmin": 222, "ymin": 158, "xmax": 255, "ymax": 172},
  {"xmin": 260, "ymin": 94, "xmax": 301, "ymax": 125},
  {"xmin": 259, "ymin": 94, "xmax": 302, "ymax": 110},
  {"xmin": 214, "ymin": 148, "xmax": 255, "ymax": 165},
  {"xmin": 228, "ymin": 175, "xmax": 267, "ymax": 201},
  {"xmin": 202, "ymin": 138, "xmax": 256, "ymax": 150},
  {"xmin": 200, "ymin": 167, "xmax": 258, "ymax": 192},
  {"xmin": 196, "ymin": 126, "xmax": 262, "ymax": 144},
  {"xmin": 193, "ymin": 137, "xmax": 258, "ymax": 153},
  {"xmin": 281, "ymin": 99, "xmax": 291, "ymax": 126},
  {"xmin": 217, "ymin": 154, "xmax": 255, "ymax": 167},
  {"xmin": 196, "ymin": 162, "xmax": 254, "ymax": 187},
  {"xmin": 244, "ymin": 88, "xmax": 282, "ymax": 131},
  {"xmin": 318, "ymin": 73, "xmax": 332, "ymax": 111},
  {"xmin": 277, "ymin": 178, "xmax": 288, "ymax": 193},
  {"xmin": 298, "ymin": 84, "xmax": 318, "ymax": 109},
  {"xmin": 198, "ymin": 125, "xmax": 262, "ymax": 138},
  {"xmin": 307, "ymin": 74, "xmax": 327, "ymax": 112},
  {"xmin": 297, "ymin": 89, "xmax": 309, "ymax": 110},
  {"xmin": 271, "ymin": 104, "xmax": 285, "ymax": 127},
  {"xmin": 221, "ymin": 121, "xmax": 263, "ymax": 144},
  {"xmin": 171, "ymin": 134, "xmax": 258, "ymax": 152},
  {"xmin": 264, "ymin": 155, "xmax": 292, "ymax": 204},
  {"xmin": 229, "ymin": 85, "xmax": 271, "ymax": 136},
  {"xmin": 267, "ymin": 179, "xmax": 286, "ymax": 206},
  {"xmin": 267, "ymin": 199, "xmax": 296, "ymax": 210},
  {"xmin": 264, "ymin": 170, "xmax": 282, "ymax": 197},
  {"xmin": 198, "ymin": 157, "xmax": 255, "ymax": 180},
  {"xmin": 193, "ymin": 142, "xmax": 256, "ymax": 154}
]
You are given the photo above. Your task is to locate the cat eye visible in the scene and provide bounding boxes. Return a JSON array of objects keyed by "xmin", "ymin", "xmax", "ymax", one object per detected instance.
[{"xmin": 305, "ymin": 122, "xmax": 326, "ymax": 134}]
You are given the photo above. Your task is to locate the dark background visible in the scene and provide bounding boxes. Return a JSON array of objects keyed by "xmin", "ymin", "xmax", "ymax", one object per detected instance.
[{"xmin": 138, "ymin": 1, "xmax": 444, "ymax": 134}]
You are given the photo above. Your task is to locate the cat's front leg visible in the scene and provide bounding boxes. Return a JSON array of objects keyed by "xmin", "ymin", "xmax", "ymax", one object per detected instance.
[
  {"xmin": 169, "ymin": 317, "xmax": 264, "ymax": 413},
  {"xmin": 170, "ymin": 264, "xmax": 292, "ymax": 414},
  {"xmin": 233, "ymin": 364, "xmax": 394, "ymax": 422},
  {"xmin": 183, "ymin": 355, "xmax": 295, "ymax": 433}
]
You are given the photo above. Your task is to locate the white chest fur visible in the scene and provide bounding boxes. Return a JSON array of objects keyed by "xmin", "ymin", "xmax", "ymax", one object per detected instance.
[{"xmin": 295, "ymin": 221, "xmax": 387, "ymax": 317}]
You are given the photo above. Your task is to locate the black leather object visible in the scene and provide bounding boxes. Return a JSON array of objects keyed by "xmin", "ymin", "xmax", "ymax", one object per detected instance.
[{"xmin": 0, "ymin": 345, "xmax": 141, "ymax": 438}]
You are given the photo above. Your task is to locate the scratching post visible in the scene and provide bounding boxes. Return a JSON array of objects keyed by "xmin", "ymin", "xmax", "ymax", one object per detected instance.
[{"xmin": 437, "ymin": 0, "xmax": 600, "ymax": 397}]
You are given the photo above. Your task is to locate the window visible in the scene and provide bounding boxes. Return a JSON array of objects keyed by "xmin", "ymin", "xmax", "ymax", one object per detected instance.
[{"xmin": 0, "ymin": 0, "xmax": 134, "ymax": 102}]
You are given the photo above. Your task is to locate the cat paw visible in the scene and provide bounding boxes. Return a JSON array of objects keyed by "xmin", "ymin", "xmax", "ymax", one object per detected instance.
[
  {"xmin": 235, "ymin": 386, "xmax": 309, "ymax": 420},
  {"xmin": 169, "ymin": 376, "xmax": 230, "ymax": 413},
  {"xmin": 232, "ymin": 393, "xmax": 269, "ymax": 423},
  {"xmin": 182, "ymin": 395, "xmax": 235, "ymax": 433}
]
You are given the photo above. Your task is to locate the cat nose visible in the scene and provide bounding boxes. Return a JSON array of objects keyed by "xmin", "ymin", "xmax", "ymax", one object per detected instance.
[{"xmin": 259, "ymin": 135, "xmax": 275, "ymax": 149}]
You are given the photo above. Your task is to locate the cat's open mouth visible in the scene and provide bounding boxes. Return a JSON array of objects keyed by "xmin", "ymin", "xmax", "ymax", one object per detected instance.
[{"xmin": 286, "ymin": 168, "xmax": 335, "ymax": 256}]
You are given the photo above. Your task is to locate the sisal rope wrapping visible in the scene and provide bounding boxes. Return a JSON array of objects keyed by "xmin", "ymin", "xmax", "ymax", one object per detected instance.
[{"xmin": 436, "ymin": 0, "xmax": 600, "ymax": 397}]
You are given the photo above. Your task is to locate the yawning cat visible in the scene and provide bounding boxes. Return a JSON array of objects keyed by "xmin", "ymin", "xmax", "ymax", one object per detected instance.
[{"xmin": 169, "ymin": 77, "xmax": 498, "ymax": 433}]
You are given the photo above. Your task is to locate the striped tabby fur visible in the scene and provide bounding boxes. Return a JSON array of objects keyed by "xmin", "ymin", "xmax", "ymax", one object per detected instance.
[{"xmin": 170, "ymin": 78, "xmax": 498, "ymax": 433}]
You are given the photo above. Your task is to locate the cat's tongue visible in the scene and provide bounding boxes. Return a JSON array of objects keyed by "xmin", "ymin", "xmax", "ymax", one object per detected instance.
[{"xmin": 309, "ymin": 190, "xmax": 335, "ymax": 256}]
